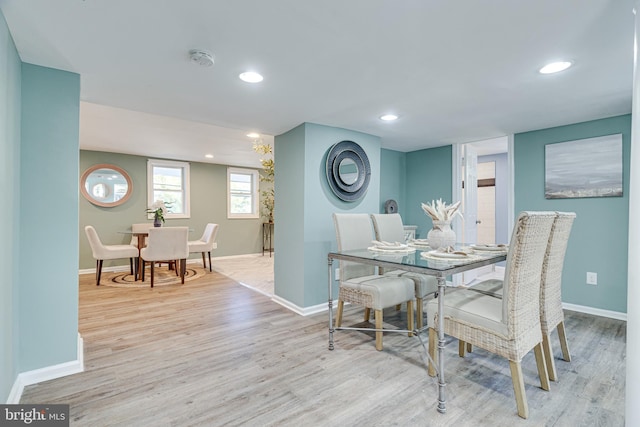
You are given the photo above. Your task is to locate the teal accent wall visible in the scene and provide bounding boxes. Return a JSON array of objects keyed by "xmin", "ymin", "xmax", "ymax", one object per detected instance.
[
  {"xmin": 79, "ymin": 151, "xmax": 264, "ymax": 270},
  {"xmin": 380, "ymin": 148, "xmax": 407, "ymax": 215},
  {"xmin": 274, "ymin": 123, "xmax": 381, "ymax": 307},
  {"xmin": 19, "ymin": 64, "xmax": 80, "ymax": 371},
  {"xmin": 405, "ymin": 145, "xmax": 453, "ymax": 238},
  {"xmin": 0, "ymin": 10, "xmax": 21, "ymax": 402},
  {"xmin": 514, "ymin": 114, "xmax": 631, "ymax": 313}
]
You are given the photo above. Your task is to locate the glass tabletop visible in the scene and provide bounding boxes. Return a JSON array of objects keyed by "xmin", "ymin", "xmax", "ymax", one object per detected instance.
[{"xmin": 329, "ymin": 244, "xmax": 507, "ymax": 274}]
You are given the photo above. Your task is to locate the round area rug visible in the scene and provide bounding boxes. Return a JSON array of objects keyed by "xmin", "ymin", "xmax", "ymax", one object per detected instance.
[{"xmin": 103, "ymin": 266, "xmax": 207, "ymax": 288}]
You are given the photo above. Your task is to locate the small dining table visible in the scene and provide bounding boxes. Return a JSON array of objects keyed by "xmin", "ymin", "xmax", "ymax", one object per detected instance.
[
  {"xmin": 326, "ymin": 244, "xmax": 507, "ymax": 414},
  {"xmin": 120, "ymin": 228, "xmax": 194, "ymax": 281}
]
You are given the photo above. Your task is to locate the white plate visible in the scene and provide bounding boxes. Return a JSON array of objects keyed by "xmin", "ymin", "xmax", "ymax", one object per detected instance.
[
  {"xmin": 470, "ymin": 244, "xmax": 507, "ymax": 252},
  {"xmin": 369, "ymin": 245, "xmax": 412, "ymax": 252},
  {"xmin": 427, "ymin": 250, "xmax": 468, "ymax": 259}
]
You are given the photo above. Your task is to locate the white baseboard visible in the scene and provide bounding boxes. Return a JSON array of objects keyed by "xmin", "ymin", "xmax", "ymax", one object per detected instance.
[
  {"xmin": 562, "ymin": 303, "xmax": 627, "ymax": 321},
  {"xmin": 271, "ymin": 295, "xmax": 327, "ymax": 316},
  {"xmin": 7, "ymin": 333, "xmax": 84, "ymax": 404}
]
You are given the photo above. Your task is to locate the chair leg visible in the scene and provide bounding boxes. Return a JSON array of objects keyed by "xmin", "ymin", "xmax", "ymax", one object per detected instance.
[
  {"xmin": 96, "ymin": 260, "xmax": 103, "ymax": 286},
  {"xmin": 407, "ymin": 300, "xmax": 414, "ymax": 337},
  {"xmin": 180, "ymin": 258, "xmax": 186, "ymax": 284},
  {"xmin": 416, "ymin": 297, "xmax": 423, "ymax": 329},
  {"xmin": 207, "ymin": 251, "xmax": 212, "ymax": 272},
  {"xmin": 534, "ymin": 343, "xmax": 551, "ymax": 391},
  {"xmin": 175, "ymin": 260, "xmax": 179, "ymax": 276},
  {"xmin": 364, "ymin": 308, "xmax": 371, "ymax": 322},
  {"xmin": 428, "ymin": 328, "xmax": 437, "ymax": 377},
  {"xmin": 459, "ymin": 340, "xmax": 466, "ymax": 358},
  {"xmin": 467, "ymin": 343, "xmax": 473, "ymax": 353},
  {"xmin": 542, "ymin": 333, "xmax": 557, "ymax": 381},
  {"xmin": 375, "ymin": 309, "xmax": 383, "ymax": 351},
  {"xmin": 150, "ymin": 262, "xmax": 154, "ymax": 288},
  {"xmin": 509, "ymin": 361, "xmax": 529, "ymax": 419},
  {"xmin": 335, "ymin": 300, "xmax": 344, "ymax": 327},
  {"xmin": 557, "ymin": 321, "xmax": 571, "ymax": 362},
  {"xmin": 141, "ymin": 260, "xmax": 145, "ymax": 282},
  {"xmin": 201, "ymin": 252, "xmax": 206, "ymax": 270},
  {"xmin": 129, "ymin": 258, "xmax": 134, "ymax": 275}
]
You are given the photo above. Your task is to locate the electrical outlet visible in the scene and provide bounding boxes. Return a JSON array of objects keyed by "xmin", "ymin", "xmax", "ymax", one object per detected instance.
[{"xmin": 586, "ymin": 272, "xmax": 597, "ymax": 285}]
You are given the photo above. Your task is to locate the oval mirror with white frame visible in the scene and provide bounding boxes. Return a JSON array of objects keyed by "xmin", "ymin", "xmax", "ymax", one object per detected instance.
[{"xmin": 80, "ymin": 164, "xmax": 133, "ymax": 207}]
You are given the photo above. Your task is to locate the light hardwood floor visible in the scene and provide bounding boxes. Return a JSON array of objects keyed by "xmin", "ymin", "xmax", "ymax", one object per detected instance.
[{"xmin": 21, "ymin": 271, "xmax": 625, "ymax": 426}]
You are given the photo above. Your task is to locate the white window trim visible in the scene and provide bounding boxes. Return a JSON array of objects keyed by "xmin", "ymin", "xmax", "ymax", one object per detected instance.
[
  {"xmin": 147, "ymin": 159, "xmax": 191, "ymax": 219},
  {"xmin": 227, "ymin": 167, "xmax": 259, "ymax": 219}
]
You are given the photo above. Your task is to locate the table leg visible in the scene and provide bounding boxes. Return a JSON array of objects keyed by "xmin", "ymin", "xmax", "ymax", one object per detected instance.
[
  {"xmin": 136, "ymin": 234, "xmax": 146, "ymax": 281},
  {"xmin": 436, "ymin": 276, "xmax": 447, "ymax": 413},
  {"xmin": 328, "ymin": 257, "xmax": 334, "ymax": 351}
]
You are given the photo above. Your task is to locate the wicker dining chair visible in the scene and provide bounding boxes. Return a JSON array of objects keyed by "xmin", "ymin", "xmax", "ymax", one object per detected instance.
[
  {"xmin": 371, "ymin": 213, "xmax": 438, "ymax": 329},
  {"xmin": 426, "ymin": 211, "xmax": 556, "ymax": 419},
  {"xmin": 466, "ymin": 211, "xmax": 576, "ymax": 382},
  {"xmin": 333, "ymin": 213, "xmax": 415, "ymax": 351}
]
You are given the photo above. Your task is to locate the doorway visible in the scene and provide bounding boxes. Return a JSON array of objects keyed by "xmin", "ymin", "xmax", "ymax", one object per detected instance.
[{"xmin": 453, "ymin": 136, "xmax": 510, "ymax": 285}]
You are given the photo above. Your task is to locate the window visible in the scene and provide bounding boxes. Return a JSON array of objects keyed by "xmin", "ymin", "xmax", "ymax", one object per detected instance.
[
  {"xmin": 147, "ymin": 159, "xmax": 190, "ymax": 219},
  {"xmin": 227, "ymin": 167, "xmax": 259, "ymax": 219}
]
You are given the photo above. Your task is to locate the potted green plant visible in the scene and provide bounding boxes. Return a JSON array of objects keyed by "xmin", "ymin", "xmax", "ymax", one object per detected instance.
[{"xmin": 147, "ymin": 200, "xmax": 168, "ymax": 227}]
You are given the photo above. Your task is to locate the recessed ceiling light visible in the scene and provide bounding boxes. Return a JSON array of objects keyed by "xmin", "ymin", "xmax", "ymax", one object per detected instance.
[
  {"xmin": 539, "ymin": 61, "xmax": 572, "ymax": 74},
  {"xmin": 239, "ymin": 71, "xmax": 263, "ymax": 83},
  {"xmin": 380, "ymin": 114, "xmax": 398, "ymax": 121},
  {"xmin": 205, "ymin": 154, "xmax": 214, "ymax": 159},
  {"xmin": 246, "ymin": 132, "xmax": 260, "ymax": 138}
]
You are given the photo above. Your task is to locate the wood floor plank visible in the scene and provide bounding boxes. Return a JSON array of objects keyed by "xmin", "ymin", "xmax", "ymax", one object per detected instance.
[{"xmin": 19, "ymin": 270, "xmax": 626, "ymax": 426}]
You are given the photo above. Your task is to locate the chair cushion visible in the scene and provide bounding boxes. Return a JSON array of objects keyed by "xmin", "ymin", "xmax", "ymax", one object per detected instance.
[
  {"xmin": 188, "ymin": 241, "xmax": 218, "ymax": 252},
  {"xmin": 468, "ymin": 279, "xmax": 503, "ymax": 298},
  {"xmin": 341, "ymin": 275, "xmax": 414, "ymax": 310},
  {"xmin": 101, "ymin": 244, "xmax": 139, "ymax": 260},
  {"xmin": 426, "ymin": 288, "xmax": 507, "ymax": 336},
  {"xmin": 384, "ymin": 270, "xmax": 438, "ymax": 298}
]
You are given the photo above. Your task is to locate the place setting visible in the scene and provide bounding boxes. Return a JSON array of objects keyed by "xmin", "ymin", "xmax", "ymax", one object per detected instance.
[{"xmin": 368, "ymin": 240, "xmax": 416, "ymax": 253}]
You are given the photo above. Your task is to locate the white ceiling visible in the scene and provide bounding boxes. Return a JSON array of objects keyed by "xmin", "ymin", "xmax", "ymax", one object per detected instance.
[{"xmin": 0, "ymin": 0, "xmax": 634, "ymax": 168}]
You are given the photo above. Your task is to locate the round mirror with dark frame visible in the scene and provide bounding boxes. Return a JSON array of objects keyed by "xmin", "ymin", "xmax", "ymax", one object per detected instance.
[
  {"xmin": 80, "ymin": 164, "xmax": 133, "ymax": 207},
  {"xmin": 326, "ymin": 140, "xmax": 371, "ymax": 202}
]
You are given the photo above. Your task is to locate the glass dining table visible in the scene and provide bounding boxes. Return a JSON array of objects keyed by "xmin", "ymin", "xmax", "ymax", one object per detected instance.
[{"xmin": 326, "ymin": 244, "xmax": 507, "ymax": 414}]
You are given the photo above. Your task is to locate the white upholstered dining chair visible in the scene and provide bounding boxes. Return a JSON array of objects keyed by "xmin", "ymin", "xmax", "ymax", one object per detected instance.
[
  {"xmin": 333, "ymin": 213, "xmax": 415, "ymax": 351},
  {"xmin": 129, "ymin": 223, "xmax": 154, "ymax": 247},
  {"xmin": 427, "ymin": 211, "xmax": 556, "ymax": 419},
  {"xmin": 371, "ymin": 213, "xmax": 438, "ymax": 329},
  {"xmin": 467, "ymin": 211, "xmax": 576, "ymax": 382},
  {"xmin": 140, "ymin": 227, "xmax": 189, "ymax": 288},
  {"xmin": 85, "ymin": 225, "xmax": 139, "ymax": 286},
  {"xmin": 188, "ymin": 223, "xmax": 219, "ymax": 271}
]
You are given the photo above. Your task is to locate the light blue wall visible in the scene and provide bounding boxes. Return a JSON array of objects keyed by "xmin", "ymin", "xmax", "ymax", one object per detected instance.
[
  {"xmin": 273, "ymin": 124, "xmax": 305, "ymax": 304},
  {"xmin": 19, "ymin": 64, "xmax": 80, "ymax": 371},
  {"xmin": 405, "ymin": 145, "xmax": 453, "ymax": 238},
  {"xmin": 380, "ymin": 148, "xmax": 407, "ymax": 215},
  {"xmin": 274, "ymin": 123, "xmax": 381, "ymax": 307},
  {"xmin": 479, "ymin": 153, "xmax": 509, "ymax": 244},
  {"xmin": 79, "ymin": 150, "xmax": 264, "ymax": 270},
  {"xmin": 0, "ymin": 10, "xmax": 21, "ymax": 403},
  {"xmin": 515, "ymin": 114, "xmax": 631, "ymax": 313}
]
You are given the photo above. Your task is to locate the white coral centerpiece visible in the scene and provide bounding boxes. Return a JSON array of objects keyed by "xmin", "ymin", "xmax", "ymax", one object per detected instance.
[{"xmin": 421, "ymin": 199, "xmax": 462, "ymax": 222}]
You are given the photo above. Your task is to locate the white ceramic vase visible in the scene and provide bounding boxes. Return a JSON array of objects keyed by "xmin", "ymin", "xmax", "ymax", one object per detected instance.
[{"xmin": 427, "ymin": 220, "xmax": 456, "ymax": 250}]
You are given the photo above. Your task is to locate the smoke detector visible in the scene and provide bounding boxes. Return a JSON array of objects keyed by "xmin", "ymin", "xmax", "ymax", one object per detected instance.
[{"xmin": 189, "ymin": 49, "xmax": 214, "ymax": 67}]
